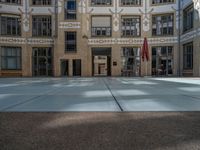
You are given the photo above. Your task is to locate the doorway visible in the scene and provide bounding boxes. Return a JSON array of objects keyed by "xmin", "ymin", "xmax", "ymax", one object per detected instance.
[
  {"xmin": 73, "ymin": 59, "xmax": 81, "ymax": 76},
  {"xmin": 32, "ymin": 47, "xmax": 52, "ymax": 76},
  {"xmin": 61, "ymin": 60, "xmax": 69, "ymax": 76},
  {"xmin": 92, "ymin": 48, "xmax": 111, "ymax": 76}
]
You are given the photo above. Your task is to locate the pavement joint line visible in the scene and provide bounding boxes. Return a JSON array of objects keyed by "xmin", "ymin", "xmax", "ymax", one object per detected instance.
[
  {"xmin": 103, "ymin": 78, "xmax": 123, "ymax": 112},
  {"xmin": 1, "ymin": 83, "xmax": 66, "ymax": 111},
  {"xmin": 182, "ymin": 94, "xmax": 200, "ymax": 101}
]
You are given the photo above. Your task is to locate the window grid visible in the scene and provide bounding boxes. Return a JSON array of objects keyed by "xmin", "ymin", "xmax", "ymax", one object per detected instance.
[
  {"xmin": 0, "ymin": 0, "xmax": 21, "ymax": 4},
  {"xmin": 65, "ymin": 0, "xmax": 76, "ymax": 20},
  {"xmin": 121, "ymin": 0, "xmax": 141, "ymax": 6},
  {"xmin": 91, "ymin": 0, "xmax": 112, "ymax": 6},
  {"xmin": 32, "ymin": 0, "xmax": 51, "ymax": 5},
  {"xmin": 1, "ymin": 46, "xmax": 21, "ymax": 70},
  {"xmin": 0, "ymin": 15, "xmax": 21, "ymax": 36},
  {"xmin": 32, "ymin": 16, "xmax": 52, "ymax": 37},
  {"xmin": 152, "ymin": 0, "xmax": 174, "ymax": 5},
  {"xmin": 152, "ymin": 14, "xmax": 174, "ymax": 36},
  {"xmin": 183, "ymin": 4, "xmax": 194, "ymax": 32},
  {"xmin": 65, "ymin": 32, "xmax": 77, "ymax": 52},
  {"xmin": 183, "ymin": 42, "xmax": 193, "ymax": 69},
  {"xmin": 121, "ymin": 16, "xmax": 141, "ymax": 37}
]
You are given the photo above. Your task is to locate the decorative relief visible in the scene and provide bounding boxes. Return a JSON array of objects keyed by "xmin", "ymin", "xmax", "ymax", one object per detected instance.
[
  {"xmin": 0, "ymin": 37, "xmax": 54, "ymax": 45},
  {"xmin": 194, "ymin": 0, "xmax": 200, "ymax": 20},
  {"xmin": 59, "ymin": 22, "xmax": 81, "ymax": 29},
  {"xmin": 109, "ymin": 0, "xmax": 123, "ymax": 32},
  {"xmin": 18, "ymin": 0, "xmax": 33, "ymax": 32},
  {"xmin": 88, "ymin": 37, "xmax": 178, "ymax": 45},
  {"xmin": 139, "ymin": 0, "xmax": 154, "ymax": 32}
]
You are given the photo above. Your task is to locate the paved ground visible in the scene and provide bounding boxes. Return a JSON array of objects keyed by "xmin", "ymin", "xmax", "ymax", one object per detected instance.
[{"xmin": 0, "ymin": 77, "xmax": 200, "ymax": 111}]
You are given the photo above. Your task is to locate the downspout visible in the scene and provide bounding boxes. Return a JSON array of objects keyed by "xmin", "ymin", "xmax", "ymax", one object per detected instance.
[{"xmin": 178, "ymin": 0, "xmax": 181, "ymax": 77}]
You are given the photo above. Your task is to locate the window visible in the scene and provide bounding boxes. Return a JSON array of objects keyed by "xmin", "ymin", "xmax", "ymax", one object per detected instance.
[
  {"xmin": 152, "ymin": 0, "xmax": 174, "ymax": 5},
  {"xmin": 152, "ymin": 46, "xmax": 173, "ymax": 76},
  {"xmin": 65, "ymin": 0, "xmax": 76, "ymax": 20},
  {"xmin": 121, "ymin": 47, "xmax": 140, "ymax": 76},
  {"xmin": 32, "ymin": 16, "xmax": 52, "ymax": 37},
  {"xmin": 121, "ymin": 16, "xmax": 141, "ymax": 37},
  {"xmin": 183, "ymin": 42, "xmax": 193, "ymax": 69},
  {"xmin": 121, "ymin": 0, "xmax": 141, "ymax": 6},
  {"xmin": 91, "ymin": 0, "xmax": 112, "ymax": 6},
  {"xmin": 91, "ymin": 16, "xmax": 111, "ymax": 37},
  {"xmin": 0, "ymin": 0, "xmax": 21, "ymax": 4},
  {"xmin": 1, "ymin": 47, "xmax": 21, "ymax": 70},
  {"xmin": 0, "ymin": 14, "xmax": 21, "ymax": 36},
  {"xmin": 32, "ymin": 0, "xmax": 51, "ymax": 5},
  {"xmin": 65, "ymin": 32, "xmax": 76, "ymax": 52},
  {"xmin": 183, "ymin": 4, "xmax": 194, "ymax": 32},
  {"xmin": 152, "ymin": 14, "xmax": 174, "ymax": 36}
]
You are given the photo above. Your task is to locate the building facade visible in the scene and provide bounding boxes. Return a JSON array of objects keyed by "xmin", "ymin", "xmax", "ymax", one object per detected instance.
[{"xmin": 0, "ymin": 0, "xmax": 199, "ymax": 77}]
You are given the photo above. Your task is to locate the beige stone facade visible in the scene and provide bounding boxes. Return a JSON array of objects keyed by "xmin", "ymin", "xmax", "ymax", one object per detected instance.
[{"xmin": 0, "ymin": 0, "xmax": 199, "ymax": 77}]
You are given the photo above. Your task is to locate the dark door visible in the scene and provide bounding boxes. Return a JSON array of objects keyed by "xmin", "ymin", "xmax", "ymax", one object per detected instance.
[
  {"xmin": 33, "ymin": 47, "xmax": 52, "ymax": 76},
  {"xmin": 61, "ymin": 60, "xmax": 69, "ymax": 76},
  {"xmin": 73, "ymin": 59, "xmax": 81, "ymax": 76}
]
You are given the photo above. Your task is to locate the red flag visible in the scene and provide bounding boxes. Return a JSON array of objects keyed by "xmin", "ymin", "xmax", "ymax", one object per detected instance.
[{"xmin": 141, "ymin": 37, "xmax": 149, "ymax": 61}]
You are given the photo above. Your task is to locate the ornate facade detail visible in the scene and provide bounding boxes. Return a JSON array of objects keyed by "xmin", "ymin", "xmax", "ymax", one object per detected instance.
[
  {"xmin": 0, "ymin": 37, "xmax": 54, "ymax": 45},
  {"xmin": 59, "ymin": 22, "xmax": 81, "ymax": 29},
  {"xmin": 181, "ymin": 27, "xmax": 200, "ymax": 42},
  {"xmin": 18, "ymin": 0, "xmax": 33, "ymax": 32},
  {"xmin": 109, "ymin": 0, "xmax": 123, "ymax": 32},
  {"xmin": 88, "ymin": 37, "xmax": 178, "ymax": 45},
  {"xmin": 139, "ymin": 0, "xmax": 154, "ymax": 32}
]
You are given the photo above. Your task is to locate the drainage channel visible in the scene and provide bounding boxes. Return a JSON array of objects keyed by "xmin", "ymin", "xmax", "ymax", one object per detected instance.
[{"xmin": 103, "ymin": 78, "xmax": 123, "ymax": 112}]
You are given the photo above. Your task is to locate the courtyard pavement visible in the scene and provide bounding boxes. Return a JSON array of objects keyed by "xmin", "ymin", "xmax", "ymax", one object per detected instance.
[{"xmin": 0, "ymin": 77, "xmax": 200, "ymax": 112}]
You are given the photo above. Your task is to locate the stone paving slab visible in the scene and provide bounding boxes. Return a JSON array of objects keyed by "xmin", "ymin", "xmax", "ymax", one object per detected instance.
[{"xmin": 0, "ymin": 77, "xmax": 200, "ymax": 112}]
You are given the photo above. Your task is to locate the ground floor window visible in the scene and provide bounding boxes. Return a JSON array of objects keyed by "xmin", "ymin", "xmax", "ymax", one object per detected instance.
[
  {"xmin": 32, "ymin": 47, "xmax": 52, "ymax": 76},
  {"xmin": 1, "ymin": 46, "xmax": 21, "ymax": 70},
  {"xmin": 152, "ymin": 46, "xmax": 173, "ymax": 76},
  {"xmin": 121, "ymin": 47, "xmax": 140, "ymax": 76},
  {"xmin": 183, "ymin": 42, "xmax": 193, "ymax": 70}
]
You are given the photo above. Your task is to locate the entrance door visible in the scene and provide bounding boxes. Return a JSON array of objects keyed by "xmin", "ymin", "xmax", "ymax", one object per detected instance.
[
  {"xmin": 93, "ymin": 56, "xmax": 108, "ymax": 76},
  {"xmin": 152, "ymin": 46, "xmax": 173, "ymax": 76},
  {"xmin": 92, "ymin": 48, "xmax": 111, "ymax": 76},
  {"xmin": 61, "ymin": 60, "xmax": 69, "ymax": 76},
  {"xmin": 33, "ymin": 48, "xmax": 52, "ymax": 76},
  {"xmin": 73, "ymin": 59, "xmax": 81, "ymax": 76}
]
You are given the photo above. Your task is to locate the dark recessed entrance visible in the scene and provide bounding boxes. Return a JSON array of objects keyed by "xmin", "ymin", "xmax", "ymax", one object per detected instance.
[
  {"xmin": 92, "ymin": 48, "xmax": 111, "ymax": 76},
  {"xmin": 61, "ymin": 60, "xmax": 69, "ymax": 76},
  {"xmin": 32, "ymin": 47, "xmax": 52, "ymax": 76}
]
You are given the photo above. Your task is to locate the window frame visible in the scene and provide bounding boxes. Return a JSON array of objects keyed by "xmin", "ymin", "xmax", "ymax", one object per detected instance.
[
  {"xmin": 183, "ymin": 42, "xmax": 193, "ymax": 70},
  {"xmin": 65, "ymin": 31, "xmax": 77, "ymax": 52}
]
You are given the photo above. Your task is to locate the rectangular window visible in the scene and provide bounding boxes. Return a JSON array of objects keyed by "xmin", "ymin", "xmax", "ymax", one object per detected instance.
[
  {"xmin": 91, "ymin": 0, "xmax": 112, "ymax": 6},
  {"xmin": 121, "ymin": 16, "xmax": 141, "ymax": 37},
  {"xmin": 1, "ymin": 46, "xmax": 21, "ymax": 70},
  {"xmin": 183, "ymin": 42, "xmax": 193, "ymax": 69},
  {"xmin": 91, "ymin": 16, "xmax": 111, "ymax": 37},
  {"xmin": 65, "ymin": 32, "xmax": 77, "ymax": 52},
  {"xmin": 152, "ymin": 0, "xmax": 174, "ymax": 5},
  {"xmin": 32, "ymin": 16, "xmax": 52, "ymax": 37},
  {"xmin": 183, "ymin": 4, "xmax": 194, "ymax": 32},
  {"xmin": 152, "ymin": 14, "xmax": 174, "ymax": 36},
  {"xmin": 121, "ymin": 0, "xmax": 141, "ymax": 6},
  {"xmin": 65, "ymin": 0, "xmax": 76, "ymax": 20},
  {"xmin": 0, "ymin": 0, "xmax": 21, "ymax": 4},
  {"xmin": 0, "ymin": 14, "xmax": 21, "ymax": 36},
  {"xmin": 32, "ymin": 0, "xmax": 51, "ymax": 5}
]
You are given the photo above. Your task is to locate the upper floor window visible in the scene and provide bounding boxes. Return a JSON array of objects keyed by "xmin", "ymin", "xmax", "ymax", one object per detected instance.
[
  {"xmin": 32, "ymin": 0, "xmax": 51, "ymax": 5},
  {"xmin": 121, "ymin": 16, "xmax": 141, "ymax": 37},
  {"xmin": 121, "ymin": 0, "xmax": 141, "ymax": 6},
  {"xmin": 1, "ymin": 46, "xmax": 21, "ymax": 70},
  {"xmin": 152, "ymin": 0, "xmax": 174, "ymax": 5},
  {"xmin": 32, "ymin": 16, "xmax": 52, "ymax": 37},
  {"xmin": 0, "ymin": 0, "xmax": 21, "ymax": 4},
  {"xmin": 152, "ymin": 14, "xmax": 174, "ymax": 36},
  {"xmin": 183, "ymin": 4, "xmax": 194, "ymax": 32},
  {"xmin": 0, "ymin": 14, "xmax": 21, "ymax": 36},
  {"xmin": 183, "ymin": 42, "xmax": 193, "ymax": 69},
  {"xmin": 65, "ymin": 31, "xmax": 77, "ymax": 52},
  {"xmin": 65, "ymin": 0, "xmax": 76, "ymax": 20},
  {"xmin": 91, "ymin": 16, "xmax": 111, "ymax": 37},
  {"xmin": 91, "ymin": 0, "xmax": 112, "ymax": 6}
]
